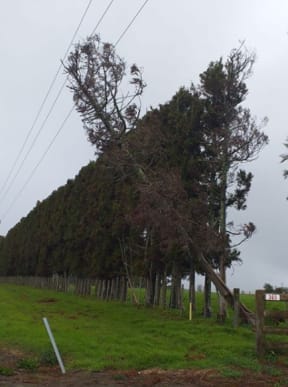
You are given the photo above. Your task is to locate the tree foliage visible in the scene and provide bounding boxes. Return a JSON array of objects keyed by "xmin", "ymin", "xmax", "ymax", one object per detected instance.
[
  {"xmin": 0, "ymin": 41, "xmax": 268, "ymax": 312},
  {"xmin": 196, "ymin": 46, "xmax": 268, "ymax": 284},
  {"xmin": 281, "ymin": 139, "xmax": 288, "ymax": 181},
  {"xmin": 64, "ymin": 34, "xmax": 145, "ymax": 153}
]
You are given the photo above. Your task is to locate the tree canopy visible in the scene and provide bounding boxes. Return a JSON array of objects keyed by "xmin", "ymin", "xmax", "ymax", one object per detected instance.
[{"xmin": 0, "ymin": 39, "xmax": 268, "ymax": 313}]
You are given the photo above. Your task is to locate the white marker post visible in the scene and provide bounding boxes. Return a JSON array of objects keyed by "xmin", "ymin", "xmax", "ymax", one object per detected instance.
[{"xmin": 43, "ymin": 317, "xmax": 66, "ymax": 374}]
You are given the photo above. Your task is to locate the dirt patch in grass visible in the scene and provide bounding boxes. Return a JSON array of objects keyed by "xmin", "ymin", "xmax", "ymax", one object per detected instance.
[
  {"xmin": 0, "ymin": 349, "xmax": 287, "ymax": 386},
  {"xmin": 0, "ymin": 348, "xmax": 25, "ymax": 371}
]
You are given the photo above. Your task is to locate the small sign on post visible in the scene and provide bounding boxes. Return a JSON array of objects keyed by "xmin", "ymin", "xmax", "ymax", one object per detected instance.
[{"xmin": 265, "ymin": 294, "xmax": 280, "ymax": 301}]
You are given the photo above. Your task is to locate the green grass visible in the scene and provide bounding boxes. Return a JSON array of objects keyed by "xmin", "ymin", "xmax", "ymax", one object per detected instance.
[
  {"xmin": 17, "ymin": 357, "xmax": 39, "ymax": 371},
  {"xmin": 0, "ymin": 283, "xmax": 285, "ymax": 375},
  {"xmin": 0, "ymin": 366, "xmax": 14, "ymax": 376}
]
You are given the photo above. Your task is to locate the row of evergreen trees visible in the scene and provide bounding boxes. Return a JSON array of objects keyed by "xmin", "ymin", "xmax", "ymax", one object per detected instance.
[{"xmin": 0, "ymin": 38, "xmax": 268, "ymax": 314}]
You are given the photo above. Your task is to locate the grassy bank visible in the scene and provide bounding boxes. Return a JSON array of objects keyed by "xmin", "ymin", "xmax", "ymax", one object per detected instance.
[{"xmin": 0, "ymin": 283, "xmax": 286, "ymax": 377}]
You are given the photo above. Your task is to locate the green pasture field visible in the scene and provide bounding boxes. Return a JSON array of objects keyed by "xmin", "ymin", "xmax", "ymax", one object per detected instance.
[{"xmin": 0, "ymin": 283, "xmax": 287, "ymax": 378}]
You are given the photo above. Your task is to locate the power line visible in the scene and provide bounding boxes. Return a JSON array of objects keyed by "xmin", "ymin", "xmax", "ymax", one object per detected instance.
[
  {"xmin": 1, "ymin": 0, "xmax": 149, "ymax": 206},
  {"xmin": 115, "ymin": 0, "xmax": 149, "ymax": 47},
  {"xmin": 0, "ymin": 78, "xmax": 67, "ymax": 204},
  {"xmin": 0, "ymin": 0, "xmax": 150, "ymax": 224},
  {"xmin": 0, "ymin": 0, "xmax": 120, "ymax": 206},
  {"xmin": 0, "ymin": 0, "xmax": 94, "ymax": 198},
  {"xmin": 0, "ymin": 0, "xmax": 117, "ymax": 222},
  {"xmin": 0, "ymin": 0, "xmax": 117, "ymax": 209},
  {"xmin": 91, "ymin": 0, "xmax": 115, "ymax": 35},
  {"xmin": 1, "ymin": 106, "xmax": 74, "ymax": 222}
]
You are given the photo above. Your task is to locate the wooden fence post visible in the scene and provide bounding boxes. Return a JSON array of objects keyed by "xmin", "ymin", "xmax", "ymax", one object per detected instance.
[
  {"xmin": 233, "ymin": 288, "xmax": 240, "ymax": 328},
  {"xmin": 255, "ymin": 289, "xmax": 265, "ymax": 357}
]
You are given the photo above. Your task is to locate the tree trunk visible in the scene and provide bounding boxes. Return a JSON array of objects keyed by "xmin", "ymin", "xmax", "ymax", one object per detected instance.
[
  {"xmin": 120, "ymin": 276, "xmax": 127, "ymax": 302},
  {"xmin": 160, "ymin": 270, "xmax": 167, "ymax": 308},
  {"xmin": 189, "ymin": 265, "xmax": 196, "ymax": 313},
  {"xmin": 169, "ymin": 263, "xmax": 182, "ymax": 309},
  {"xmin": 120, "ymin": 239, "xmax": 139, "ymax": 304},
  {"xmin": 153, "ymin": 273, "xmax": 161, "ymax": 306},
  {"xmin": 198, "ymin": 252, "xmax": 255, "ymax": 325},
  {"xmin": 203, "ymin": 274, "xmax": 212, "ymax": 318},
  {"xmin": 219, "ymin": 155, "xmax": 228, "ymax": 321},
  {"xmin": 145, "ymin": 264, "xmax": 155, "ymax": 306},
  {"xmin": 219, "ymin": 257, "xmax": 227, "ymax": 321}
]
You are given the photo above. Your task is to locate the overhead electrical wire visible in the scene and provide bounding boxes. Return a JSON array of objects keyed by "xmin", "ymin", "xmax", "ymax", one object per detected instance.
[
  {"xmin": 1, "ymin": 106, "xmax": 75, "ymax": 221},
  {"xmin": 0, "ymin": 0, "xmax": 94, "ymax": 198},
  {"xmin": 91, "ymin": 0, "xmax": 115, "ymax": 36},
  {"xmin": 115, "ymin": 0, "xmax": 149, "ymax": 47},
  {"xmin": 0, "ymin": 0, "xmax": 116, "ymax": 211},
  {"xmin": 0, "ymin": 0, "xmax": 117, "ymax": 205},
  {"xmin": 0, "ymin": 0, "xmax": 150, "ymax": 223},
  {"xmin": 0, "ymin": 79, "xmax": 67, "ymax": 204}
]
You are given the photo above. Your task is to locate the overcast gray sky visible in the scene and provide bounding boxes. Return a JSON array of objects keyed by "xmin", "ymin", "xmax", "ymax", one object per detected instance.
[{"xmin": 0, "ymin": 0, "xmax": 287, "ymax": 292}]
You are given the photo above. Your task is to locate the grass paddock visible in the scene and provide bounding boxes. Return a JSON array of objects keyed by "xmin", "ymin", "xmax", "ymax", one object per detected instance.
[{"xmin": 0, "ymin": 283, "xmax": 287, "ymax": 377}]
